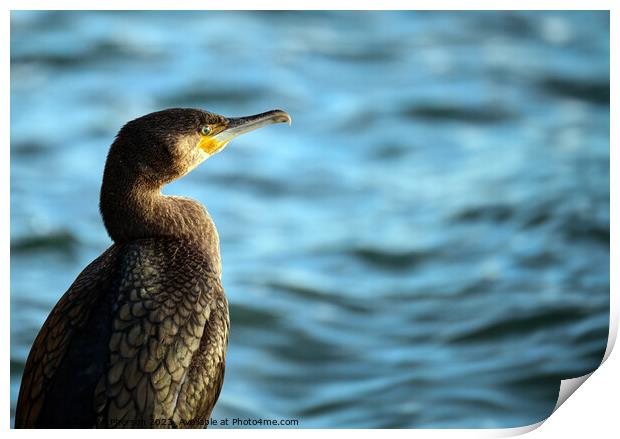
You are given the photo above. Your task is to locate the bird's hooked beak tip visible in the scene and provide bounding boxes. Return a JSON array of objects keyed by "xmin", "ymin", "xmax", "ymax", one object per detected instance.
[{"xmin": 271, "ymin": 109, "xmax": 293, "ymax": 126}]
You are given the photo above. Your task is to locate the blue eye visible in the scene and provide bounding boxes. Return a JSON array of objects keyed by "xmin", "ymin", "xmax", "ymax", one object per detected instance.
[{"xmin": 201, "ymin": 126, "xmax": 211, "ymax": 135}]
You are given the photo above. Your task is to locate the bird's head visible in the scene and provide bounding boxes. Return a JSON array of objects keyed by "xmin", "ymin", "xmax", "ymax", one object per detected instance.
[{"xmin": 107, "ymin": 107, "xmax": 291, "ymax": 187}]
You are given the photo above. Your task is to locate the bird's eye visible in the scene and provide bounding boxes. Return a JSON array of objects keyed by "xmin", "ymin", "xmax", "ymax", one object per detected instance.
[{"xmin": 200, "ymin": 126, "xmax": 212, "ymax": 136}]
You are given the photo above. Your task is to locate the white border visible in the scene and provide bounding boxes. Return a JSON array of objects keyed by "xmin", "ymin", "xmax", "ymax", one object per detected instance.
[{"xmin": 3, "ymin": 2, "xmax": 616, "ymax": 437}]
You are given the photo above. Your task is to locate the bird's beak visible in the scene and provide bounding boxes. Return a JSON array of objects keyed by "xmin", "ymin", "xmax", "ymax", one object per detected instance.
[
  {"xmin": 219, "ymin": 109, "xmax": 292, "ymax": 141},
  {"xmin": 200, "ymin": 109, "xmax": 291, "ymax": 156}
]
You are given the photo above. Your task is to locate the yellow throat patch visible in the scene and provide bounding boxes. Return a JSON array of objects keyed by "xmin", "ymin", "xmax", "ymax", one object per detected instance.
[{"xmin": 198, "ymin": 136, "xmax": 229, "ymax": 156}]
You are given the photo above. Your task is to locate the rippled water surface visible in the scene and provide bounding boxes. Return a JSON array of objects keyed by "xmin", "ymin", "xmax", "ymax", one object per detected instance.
[{"xmin": 10, "ymin": 11, "xmax": 609, "ymax": 428}]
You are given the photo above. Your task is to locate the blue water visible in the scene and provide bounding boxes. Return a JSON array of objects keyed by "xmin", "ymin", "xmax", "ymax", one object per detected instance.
[{"xmin": 10, "ymin": 11, "xmax": 609, "ymax": 428}]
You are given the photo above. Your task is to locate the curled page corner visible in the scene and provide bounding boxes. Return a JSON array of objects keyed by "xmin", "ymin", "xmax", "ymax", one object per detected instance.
[
  {"xmin": 550, "ymin": 324, "xmax": 616, "ymax": 414},
  {"xmin": 492, "ymin": 373, "xmax": 594, "ymax": 438},
  {"xmin": 553, "ymin": 372, "xmax": 594, "ymax": 412},
  {"xmin": 549, "ymin": 318, "xmax": 618, "ymax": 413},
  {"xmin": 495, "ymin": 330, "xmax": 615, "ymax": 438}
]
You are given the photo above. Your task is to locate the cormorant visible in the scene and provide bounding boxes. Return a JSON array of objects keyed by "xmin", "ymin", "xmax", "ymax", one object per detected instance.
[{"xmin": 15, "ymin": 108, "xmax": 291, "ymax": 428}]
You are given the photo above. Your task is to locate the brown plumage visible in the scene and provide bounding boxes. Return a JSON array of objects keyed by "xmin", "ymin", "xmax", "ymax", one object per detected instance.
[{"xmin": 15, "ymin": 108, "xmax": 291, "ymax": 428}]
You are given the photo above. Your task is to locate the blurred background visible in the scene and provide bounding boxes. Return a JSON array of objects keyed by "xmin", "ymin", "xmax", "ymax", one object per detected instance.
[{"xmin": 10, "ymin": 11, "xmax": 609, "ymax": 428}]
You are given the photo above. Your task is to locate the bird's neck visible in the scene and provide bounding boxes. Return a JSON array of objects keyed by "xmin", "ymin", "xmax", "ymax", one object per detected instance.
[{"xmin": 100, "ymin": 176, "xmax": 222, "ymax": 274}]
